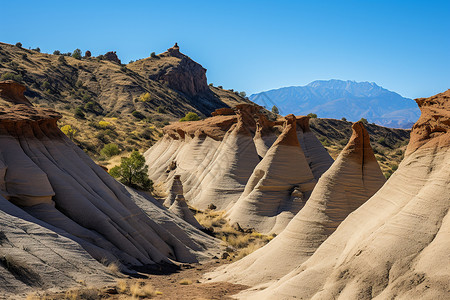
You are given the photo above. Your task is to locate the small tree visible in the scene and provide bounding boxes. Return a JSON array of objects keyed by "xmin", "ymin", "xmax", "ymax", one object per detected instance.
[
  {"xmin": 359, "ymin": 118, "xmax": 368, "ymax": 124},
  {"xmin": 60, "ymin": 125, "xmax": 77, "ymax": 140},
  {"xmin": 33, "ymin": 47, "xmax": 41, "ymax": 53},
  {"xmin": 307, "ymin": 113, "xmax": 318, "ymax": 118},
  {"xmin": 180, "ymin": 112, "xmax": 200, "ymax": 122},
  {"xmin": 72, "ymin": 49, "xmax": 82, "ymax": 59},
  {"xmin": 74, "ymin": 107, "xmax": 85, "ymax": 119},
  {"xmin": 101, "ymin": 143, "xmax": 121, "ymax": 157},
  {"xmin": 239, "ymin": 91, "xmax": 247, "ymax": 98},
  {"xmin": 139, "ymin": 92, "xmax": 151, "ymax": 102},
  {"xmin": 150, "ymin": 52, "xmax": 157, "ymax": 58},
  {"xmin": 15, "ymin": 42, "xmax": 22, "ymax": 48},
  {"xmin": 271, "ymin": 105, "xmax": 279, "ymax": 114},
  {"xmin": 109, "ymin": 151, "xmax": 153, "ymax": 191},
  {"xmin": 341, "ymin": 117, "xmax": 347, "ymax": 122},
  {"xmin": 53, "ymin": 50, "xmax": 61, "ymax": 55}
]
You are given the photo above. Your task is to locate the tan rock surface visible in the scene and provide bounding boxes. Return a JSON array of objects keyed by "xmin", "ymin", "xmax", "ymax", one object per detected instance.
[
  {"xmin": 245, "ymin": 90, "xmax": 450, "ymax": 299},
  {"xmin": 208, "ymin": 122, "xmax": 386, "ymax": 291}
]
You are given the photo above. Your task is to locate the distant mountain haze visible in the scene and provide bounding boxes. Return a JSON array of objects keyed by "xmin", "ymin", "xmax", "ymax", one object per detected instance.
[{"xmin": 250, "ymin": 80, "xmax": 420, "ymax": 129}]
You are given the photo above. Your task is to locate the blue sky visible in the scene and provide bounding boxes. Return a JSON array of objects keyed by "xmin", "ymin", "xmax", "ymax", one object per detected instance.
[{"xmin": 1, "ymin": 0, "xmax": 449, "ymax": 98}]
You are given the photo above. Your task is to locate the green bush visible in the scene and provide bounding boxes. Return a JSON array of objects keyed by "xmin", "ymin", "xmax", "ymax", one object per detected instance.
[
  {"xmin": 72, "ymin": 49, "xmax": 82, "ymax": 60},
  {"xmin": 109, "ymin": 151, "xmax": 153, "ymax": 191},
  {"xmin": 0, "ymin": 73, "xmax": 23, "ymax": 82},
  {"xmin": 15, "ymin": 42, "xmax": 22, "ymax": 48},
  {"xmin": 132, "ymin": 111, "xmax": 145, "ymax": 120},
  {"xmin": 180, "ymin": 112, "xmax": 200, "ymax": 122},
  {"xmin": 359, "ymin": 118, "xmax": 369, "ymax": 124},
  {"xmin": 53, "ymin": 50, "xmax": 61, "ymax": 55},
  {"xmin": 307, "ymin": 113, "xmax": 318, "ymax": 118},
  {"xmin": 150, "ymin": 52, "xmax": 157, "ymax": 58},
  {"xmin": 100, "ymin": 143, "xmax": 121, "ymax": 158},
  {"xmin": 271, "ymin": 105, "xmax": 279, "ymax": 115},
  {"xmin": 341, "ymin": 117, "xmax": 347, "ymax": 122},
  {"xmin": 74, "ymin": 107, "xmax": 85, "ymax": 119},
  {"xmin": 239, "ymin": 91, "xmax": 247, "ymax": 98}
]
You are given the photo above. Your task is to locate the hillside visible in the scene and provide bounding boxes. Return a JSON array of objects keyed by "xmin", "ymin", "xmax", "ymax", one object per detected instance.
[
  {"xmin": 250, "ymin": 79, "xmax": 420, "ymax": 128},
  {"xmin": 0, "ymin": 42, "xmax": 250, "ymax": 161}
]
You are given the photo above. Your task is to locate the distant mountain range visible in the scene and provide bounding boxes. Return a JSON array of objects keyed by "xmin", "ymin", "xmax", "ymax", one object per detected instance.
[{"xmin": 249, "ymin": 80, "xmax": 420, "ymax": 128}]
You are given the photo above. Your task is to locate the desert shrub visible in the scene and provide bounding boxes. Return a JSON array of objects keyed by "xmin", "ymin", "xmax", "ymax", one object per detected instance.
[
  {"xmin": 139, "ymin": 92, "xmax": 151, "ymax": 102},
  {"xmin": 378, "ymin": 137, "xmax": 386, "ymax": 145},
  {"xmin": 110, "ymin": 151, "xmax": 153, "ymax": 191},
  {"xmin": 150, "ymin": 52, "xmax": 157, "ymax": 58},
  {"xmin": 21, "ymin": 53, "xmax": 27, "ymax": 59},
  {"xmin": 390, "ymin": 163, "xmax": 398, "ymax": 171},
  {"xmin": 271, "ymin": 105, "xmax": 279, "ymax": 114},
  {"xmin": 307, "ymin": 113, "xmax": 318, "ymax": 118},
  {"xmin": 32, "ymin": 47, "xmax": 41, "ymax": 53},
  {"xmin": 15, "ymin": 42, "xmax": 22, "ymax": 48},
  {"xmin": 359, "ymin": 118, "xmax": 369, "ymax": 124},
  {"xmin": 58, "ymin": 55, "xmax": 66, "ymax": 63},
  {"xmin": 132, "ymin": 111, "xmax": 145, "ymax": 120},
  {"xmin": 60, "ymin": 125, "xmax": 77, "ymax": 140},
  {"xmin": 209, "ymin": 83, "xmax": 214, "ymax": 86},
  {"xmin": 72, "ymin": 48, "xmax": 82, "ymax": 59},
  {"xmin": 218, "ymin": 85, "xmax": 223, "ymax": 89},
  {"xmin": 180, "ymin": 112, "xmax": 200, "ymax": 122},
  {"xmin": 97, "ymin": 120, "xmax": 111, "ymax": 129},
  {"xmin": 239, "ymin": 91, "xmax": 247, "ymax": 98},
  {"xmin": 341, "ymin": 117, "xmax": 347, "ymax": 121},
  {"xmin": 100, "ymin": 143, "xmax": 120, "ymax": 157},
  {"xmin": 53, "ymin": 50, "xmax": 61, "ymax": 55},
  {"xmin": 74, "ymin": 107, "xmax": 85, "ymax": 119},
  {"xmin": 41, "ymin": 81, "xmax": 51, "ymax": 90},
  {"xmin": 0, "ymin": 73, "xmax": 22, "ymax": 82},
  {"xmin": 156, "ymin": 106, "xmax": 165, "ymax": 113}
]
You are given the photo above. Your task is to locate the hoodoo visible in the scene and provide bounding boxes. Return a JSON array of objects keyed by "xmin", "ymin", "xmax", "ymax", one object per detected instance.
[
  {"xmin": 244, "ymin": 90, "xmax": 450, "ymax": 299},
  {"xmin": 208, "ymin": 121, "xmax": 386, "ymax": 291},
  {"xmin": 226, "ymin": 114, "xmax": 317, "ymax": 234},
  {"xmin": 0, "ymin": 82, "xmax": 220, "ymax": 296}
]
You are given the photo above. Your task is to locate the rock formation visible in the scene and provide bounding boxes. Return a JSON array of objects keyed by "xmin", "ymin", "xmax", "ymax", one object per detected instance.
[
  {"xmin": 164, "ymin": 175, "xmax": 184, "ymax": 207},
  {"xmin": 208, "ymin": 121, "xmax": 386, "ymax": 291},
  {"xmin": 102, "ymin": 51, "xmax": 121, "ymax": 64},
  {"xmin": 240, "ymin": 90, "xmax": 450, "ymax": 299},
  {"xmin": 149, "ymin": 43, "xmax": 209, "ymax": 97},
  {"xmin": 0, "ymin": 80, "xmax": 32, "ymax": 106},
  {"xmin": 0, "ymin": 82, "xmax": 220, "ymax": 296},
  {"xmin": 226, "ymin": 114, "xmax": 317, "ymax": 234},
  {"xmin": 169, "ymin": 194, "xmax": 203, "ymax": 230}
]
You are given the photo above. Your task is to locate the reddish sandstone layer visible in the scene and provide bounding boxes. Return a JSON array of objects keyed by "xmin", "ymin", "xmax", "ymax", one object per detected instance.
[{"xmin": 0, "ymin": 80, "xmax": 32, "ymax": 106}]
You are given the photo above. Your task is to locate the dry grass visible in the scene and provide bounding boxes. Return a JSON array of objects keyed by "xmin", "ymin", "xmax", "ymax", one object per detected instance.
[
  {"xmin": 194, "ymin": 209, "xmax": 275, "ymax": 261},
  {"xmin": 179, "ymin": 279, "xmax": 193, "ymax": 285},
  {"xmin": 114, "ymin": 279, "xmax": 162, "ymax": 299}
]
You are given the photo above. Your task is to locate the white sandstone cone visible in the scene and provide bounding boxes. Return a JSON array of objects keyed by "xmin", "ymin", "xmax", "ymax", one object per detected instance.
[
  {"xmin": 164, "ymin": 175, "xmax": 184, "ymax": 207},
  {"xmin": 189, "ymin": 112, "xmax": 260, "ymax": 210},
  {"xmin": 226, "ymin": 114, "xmax": 317, "ymax": 234},
  {"xmin": 246, "ymin": 90, "xmax": 450, "ymax": 299},
  {"xmin": 208, "ymin": 121, "xmax": 386, "ymax": 290},
  {"xmin": 169, "ymin": 194, "xmax": 203, "ymax": 230},
  {"xmin": 296, "ymin": 116, "xmax": 334, "ymax": 180}
]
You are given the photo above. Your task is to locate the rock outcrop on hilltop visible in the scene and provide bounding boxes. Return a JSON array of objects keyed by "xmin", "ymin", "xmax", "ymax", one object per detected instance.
[
  {"xmin": 226, "ymin": 115, "xmax": 317, "ymax": 234},
  {"xmin": 208, "ymin": 122, "xmax": 386, "ymax": 291},
  {"xmin": 242, "ymin": 90, "xmax": 450, "ymax": 299},
  {"xmin": 0, "ymin": 82, "xmax": 220, "ymax": 296},
  {"xmin": 151, "ymin": 43, "xmax": 209, "ymax": 97}
]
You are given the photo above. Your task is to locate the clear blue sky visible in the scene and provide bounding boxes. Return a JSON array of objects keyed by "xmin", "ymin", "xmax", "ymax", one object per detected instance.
[{"xmin": 2, "ymin": 0, "xmax": 449, "ymax": 98}]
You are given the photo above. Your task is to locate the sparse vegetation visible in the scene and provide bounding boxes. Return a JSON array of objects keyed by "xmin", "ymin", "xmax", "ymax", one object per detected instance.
[
  {"xmin": 72, "ymin": 49, "xmax": 82, "ymax": 60},
  {"xmin": 359, "ymin": 117, "xmax": 369, "ymax": 124},
  {"xmin": 100, "ymin": 143, "xmax": 121, "ymax": 158},
  {"xmin": 180, "ymin": 112, "xmax": 200, "ymax": 122},
  {"xmin": 307, "ymin": 113, "xmax": 318, "ymax": 118},
  {"xmin": 60, "ymin": 125, "xmax": 77, "ymax": 140},
  {"xmin": 109, "ymin": 151, "xmax": 153, "ymax": 191}
]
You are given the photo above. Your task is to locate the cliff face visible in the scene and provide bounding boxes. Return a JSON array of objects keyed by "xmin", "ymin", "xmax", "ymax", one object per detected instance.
[
  {"xmin": 150, "ymin": 44, "xmax": 209, "ymax": 97},
  {"xmin": 0, "ymin": 82, "xmax": 220, "ymax": 296}
]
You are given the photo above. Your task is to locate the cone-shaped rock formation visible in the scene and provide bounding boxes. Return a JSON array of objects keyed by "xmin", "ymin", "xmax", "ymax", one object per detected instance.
[
  {"xmin": 208, "ymin": 121, "xmax": 386, "ymax": 291},
  {"xmin": 243, "ymin": 90, "xmax": 450, "ymax": 299},
  {"xmin": 226, "ymin": 115, "xmax": 317, "ymax": 234},
  {"xmin": 169, "ymin": 194, "xmax": 203, "ymax": 230}
]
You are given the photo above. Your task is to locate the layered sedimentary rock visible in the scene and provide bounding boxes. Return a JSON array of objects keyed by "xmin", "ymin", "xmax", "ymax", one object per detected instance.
[
  {"xmin": 244, "ymin": 90, "xmax": 450, "ymax": 299},
  {"xmin": 164, "ymin": 175, "xmax": 184, "ymax": 207},
  {"xmin": 208, "ymin": 122, "xmax": 386, "ymax": 291},
  {"xmin": 169, "ymin": 195, "xmax": 203, "ymax": 230},
  {"xmin": 226, "ymin": 115, "xmax": 317, "ymax": 234},
  {"xmin": 0, "ymin": 82, "xmax": 220, "ymax": 295}
]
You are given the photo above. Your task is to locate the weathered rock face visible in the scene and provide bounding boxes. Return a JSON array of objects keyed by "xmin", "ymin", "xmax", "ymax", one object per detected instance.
[
  {"xmin": 169, "ymin": 194, "xmax": 203, "ymax": 230},
  {"xmin": 208, "ymin": 122, "xmax": 386, "ymax": 291},
  {"xmin": 0, "ymin": 80, "xmax": 32, "ymax": 105},
  {"xmin": 102, "ymin": 51, "xmax": 121, "ymax": 64},
  {"xmin": 241, "ymin": 90, "xmax": 450, "ymax": 299},
  {"xmin": 164, "ymin": 175, "xmax": 184, "ymax": 207},
  {"xmin": 149, "ymin": 44, "xmax": 209, "ymax": 97},
  {"xmin": 0, "ymin": 82, "xmax": 220, "ymax": 295},
  {"xmin": 226, "ymin": 114, "xmax": 317, "ymax": 234}
]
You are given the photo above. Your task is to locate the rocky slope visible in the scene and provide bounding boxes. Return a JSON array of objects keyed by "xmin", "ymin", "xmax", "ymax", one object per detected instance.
[
  {"xmin": 238, "ymin": 90, "xmax": 450, "ymax": 299},
  {"xmin": 0, "ymin": 82, "xmax": 220, "ymax": 296},
  {"xmin": 0, "ymin": 42, "xmax": 250, "ymax": 159}
]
